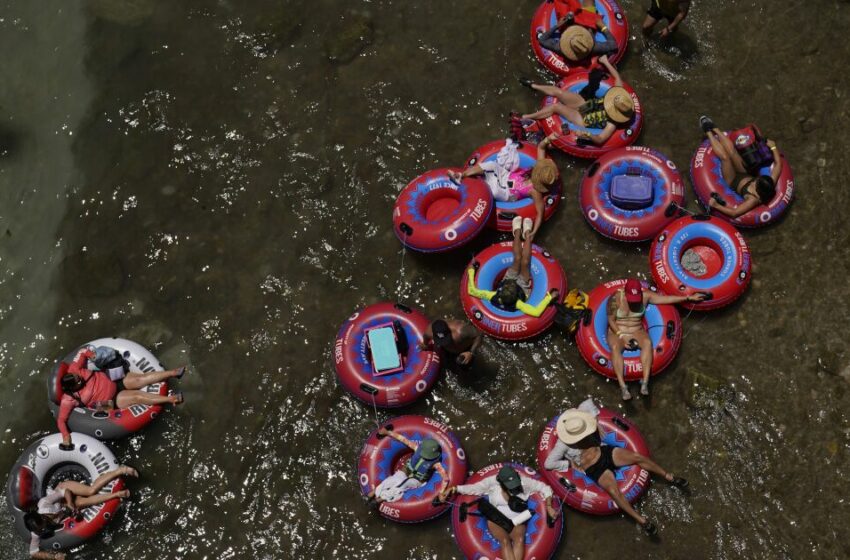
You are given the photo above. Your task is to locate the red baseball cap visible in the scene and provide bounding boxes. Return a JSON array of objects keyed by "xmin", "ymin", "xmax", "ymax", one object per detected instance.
[{"xmin": 624, "ymin": 279, "xmax": 643, "ymax": 304}]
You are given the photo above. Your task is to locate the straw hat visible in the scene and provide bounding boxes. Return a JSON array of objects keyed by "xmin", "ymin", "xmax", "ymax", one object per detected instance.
[
  {"xmin": 603, "ymin": 87, "xmax": 635, "ymax": 124},
  {"xmin": 555, "ymin": 409, "xmax": 598, "ymax": 444},
  {"xmin": 559, "ymin": 26, "xmax": 594, "ymax": 62}
]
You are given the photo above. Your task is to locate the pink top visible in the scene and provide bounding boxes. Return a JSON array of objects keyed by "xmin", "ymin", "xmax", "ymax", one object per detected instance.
[
  {"xmin": 57, "ymin": 349, "xmax": 117, "ymax": 439},
  {"xmin": 508, "ymin": 170, "xmax": 534, "ymax": 200}
]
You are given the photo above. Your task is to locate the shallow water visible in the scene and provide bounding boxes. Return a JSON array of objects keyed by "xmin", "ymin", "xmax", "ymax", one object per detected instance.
[{"xmin": 0, "ymin": 0, "xmax": 848, "ymax": 558}]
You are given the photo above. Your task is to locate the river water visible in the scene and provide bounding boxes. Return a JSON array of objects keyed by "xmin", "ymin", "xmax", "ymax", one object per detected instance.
[{"xmin": 0, "ymin": 0, "xmax": 848, "ymax": 558}]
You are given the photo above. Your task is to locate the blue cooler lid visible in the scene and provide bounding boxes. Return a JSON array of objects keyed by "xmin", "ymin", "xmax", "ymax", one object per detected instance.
[
  {"xmin": 367, "ymin": 327, "xmax": 402, "ymax": 374},
  {"xmin": 610, "ymin": 174, "xmax": 653, "ymax": 210}
]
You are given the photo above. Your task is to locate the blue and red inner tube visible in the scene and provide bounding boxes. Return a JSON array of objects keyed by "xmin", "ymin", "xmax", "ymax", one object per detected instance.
[
  {"xmin": 451, "ymin": 462, "xmax": 563, "ymax": 559},
  {"xmin": 575, "ymin": 279, "xmax": 682, "ymax": 381},
  {"xmin": 393, "ymin": 168, "xmax": 493, "ymax": 252},
  {"xmin": 464, "ymin": 140, "xmax": 562, "ymax": 232},
  {"xmin": 650, "ymin": 216, "xmax": 752, "ymax": 310},
  {"xmin": 357, "ymin": 415, "xmax": 468, "ymax": 523},
  {"xmin": 530, "ymin": 0, "xmax": 628, "ymax": 77},
  {"xmin": 690, "ymin": 127, "xmax": 795, "ymax": 228},
  {"xmin": 579, "ymin": 146, "xmax": 684, "ymax": 242},
  {"xmin": 334, "ymin": 302, "xmax": 441, "ymax": 408},
  {"xmin": 460, "ymin": 242, "xmax": 567, "ymax": 341},
  {"xmin": 536, "ymin": 408, "xmax": 650, "ymax": 515},
  {"xmin": 532, "ymin": 72, "xmax": 642, "ymax": 159}
]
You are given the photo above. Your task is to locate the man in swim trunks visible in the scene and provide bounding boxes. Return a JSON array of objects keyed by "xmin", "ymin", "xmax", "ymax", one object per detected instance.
[
  {"xmin": 420, "ymin": 319, "xmax": 482, "ymax": 367},
  {"xmin": 643, "ymin": 0, "xmax": 690, "ymax": 42},
  {"xmin": 608, "ymin": 278, "xmax": 705, "ymax": 400}
]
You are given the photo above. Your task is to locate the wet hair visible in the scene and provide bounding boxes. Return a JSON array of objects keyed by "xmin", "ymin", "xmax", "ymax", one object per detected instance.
[
  {"xmin": 61, "ymin": 373, "xmax": 83, "ymax": 394},
  {"xmin": 531, "ymin": 159, "xmax": 558, "ymax": 193},
  {"xmin": 24, "ymin": 511, "xmax": 61, "ymax": 538},
  {"xmin": 492, "ymin": 279, "xmax": 522, "ymax": 310},
  {"xmin": 754, "ymin": 176, "xmax": 776, "ymax": 204}
]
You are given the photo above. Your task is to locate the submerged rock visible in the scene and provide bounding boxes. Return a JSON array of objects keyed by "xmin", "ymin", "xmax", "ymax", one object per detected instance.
[
  {"xmin": 324, "ymin": 15, "xmax": 374, "ymax": 64},
  {"xmin": 683, "ymin": 367, "xmax": 734, "ymax": 410}
]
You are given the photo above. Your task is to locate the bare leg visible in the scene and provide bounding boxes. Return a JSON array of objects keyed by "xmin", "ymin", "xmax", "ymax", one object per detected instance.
[
  {"xmin": 713, "ymin": 128, "xmax": 747, "ymax": 173},
  {"xmin": 486, "ymin": 521, "xmax": 517, "ymax": 560},
  {"xmin": 524, "ymin": 103, "xmax": 585, "ymax": 128},
  {"xmin": 519, "ymin": 236, "xmax": 533, "ymax": 283},
  {"xmin": 530, "ymin": 84, "xmax": 585, "ymax": 107},
  {"xmin": 116, "ymin": 389, "xmax": 180, "ymax": 409},
  {"xmin": 597, "ymin": 471, "xmax": 646, "ymax": 525},
  {"xmin": 706, "ymin": 131, "xmax": 736, "ymax": 184},
  {"xmin": 642, "ymin": 14, "xmax": 659, "ymax": 42},
  {"xmin": 122, "ymin": 368, "xmax": 181, "ymax": 390},
  {"xmin": 74, "ymin": 489, "xmax": 129, "ymax": 509},
  {"xmin": 607, "ymin": 329, "xmax": 628, "ymax": 392},
  {"xmin": 509, "ymin": 229, "xmax": 523, "ymax": 275},
  {"xmin": 57, "ymin": 467, "xmax": 129, "ymax": 497},
  {"xmin": 631, "ymin": 330, "xmax": 653, "ymax": 385},
  {"xmin": 510, "ymin": 523, "xmax": 526, "ymax": 560},
  {"xmin": 612, "ymin": 448, "xmax": 670, "ymax": 479}
]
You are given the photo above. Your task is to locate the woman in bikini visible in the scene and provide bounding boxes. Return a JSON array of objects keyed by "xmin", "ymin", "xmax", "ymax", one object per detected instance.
[
  {"xmin": 545, "ymin": 405, "xmax": 688, "ymax": 536},
  {"xmin": 700, "ymin": 116, "xmax": 783, "ymax": 218}
]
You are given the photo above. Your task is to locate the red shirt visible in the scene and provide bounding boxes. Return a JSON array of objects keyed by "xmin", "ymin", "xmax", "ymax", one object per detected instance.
[
  {"xmin": 57, "ymin": 349, "xmax": 117, "ymax": 439},
  {"xmin": 554, "ymin": 0, "xmax": 602, "ymax": 29}
]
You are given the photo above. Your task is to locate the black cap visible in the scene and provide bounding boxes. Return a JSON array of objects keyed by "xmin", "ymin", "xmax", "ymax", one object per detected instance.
[
  {"xmin": 431, "ymin": 320, "xmax": 452, "ymax": 348},
  {"xmin": 497, "ymin": 465, "xmax": 523, "ymax": 495}
]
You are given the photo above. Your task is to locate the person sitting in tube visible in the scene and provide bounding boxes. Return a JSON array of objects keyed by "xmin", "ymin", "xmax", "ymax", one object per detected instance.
[
  {"xmin": 448, "ymin": 136, "xmax": 559, "ymax": 239},
  {"xmin": 440, "ymin": 465, "xmax": 558, "ymax": 560},
  {"xmin": 25, "ymin": 465, "xmax": 138, "ymax": 559},
  {"xmin": 419, "ymin": 319, "xmax": 483, "ymax": 368},
  {"xmin": 466, "ymin": 218, "xmax": 559, "ymax": 318},
  {"xmin": 519, "ymin": 55, "xmax": 634, "ymax": 146},
  {"xmin": 57, "ymin": 346, "xmax": 187, "ymax": 449},
  {"xmin": 609, "ymin": 279, "xmax": 705, "ymax": 400},
  {"xmin": 699, "ymin": 116, "xmax": 784, "ymax": 218},
  {"xmin": 366, "ymin": 427, "xmax": 448, "ymax": 504},
  {"xmin": 642, "ymin": 0, "xmax": 690, "ymax": 43},
  {"xmin": 538, "ymin": 14, "xmax": 618, "ymax": 64},
  {"xmin": 544, "ymin": 399, "xmax": 689, "ymax": 536}
]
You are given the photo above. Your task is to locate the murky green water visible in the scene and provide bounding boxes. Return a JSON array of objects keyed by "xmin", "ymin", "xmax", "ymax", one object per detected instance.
[{"xmin": 0, "ymin": 0, "xmax": 848, "ymax": 558}]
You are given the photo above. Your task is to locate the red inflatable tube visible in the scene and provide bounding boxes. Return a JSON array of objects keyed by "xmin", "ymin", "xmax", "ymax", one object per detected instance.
[
  {"xmin": 536, "ymin": 408, "xmax": 651, "ymax": 515},
  {"xmin": 690, "ymin": 128, "xmax": 795, "ymax": 228},
  {"xmin": 451, "ymin": 463, "xmax": 563, "ymax": 559},
  {"xmin": 530, "ymin": 0, "xmax": 628, "ymax": 77},
  {"xmin": 460, "ymin": 242, "xmax": 567, "ymax": 341},
  {"xmin": 464, "ymin": 139, "xmax": 563, "ymax": 232},
  {"xmin": 650, "ymin": 216, "xmax": 752, "ymax": 311},
  {"xmin": 575, "ymin": 279, "xmax": 682, "ymax": 381},
  {"xmin": 532, "ymin": 72, "xmax": 643, "ymax": 159},
  {"xmin": 334, "ymin": 302, "xmax": 441, "ymax": 408},
  {"xmin": 357, "ymin": 415, "xmax": 468, "ymax": 523},
  {"xmin": 393, "ymin": 168, "xmax": 493, "ymax": 253},
  {"xmin": 579, "ymin": 146, "xmax": 685, "ymax": 242}
]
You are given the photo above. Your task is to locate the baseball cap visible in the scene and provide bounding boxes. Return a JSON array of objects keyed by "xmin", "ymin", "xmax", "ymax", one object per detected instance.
[
  {"xmin": 624, "ymin": 279, "xmax": 643, "ymax": 304},
  {"xmin": 431, "ymin": 320, "xmax": 452, "ymax": 348}
]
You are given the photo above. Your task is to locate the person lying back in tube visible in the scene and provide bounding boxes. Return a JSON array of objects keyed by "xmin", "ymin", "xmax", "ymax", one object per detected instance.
[
  {"xmin": 544, "ymin": 400, "xmax": 689, "ymax": 536},
  {"xmin": 365, "ymin": 427, "xmax": 448, "ymax": 504},
  {"xmin": 538, "ymin": 13, "xmax": 618, "ymax": 65},
  {"xmin": 449, "ymin": 136, "xmax": 559, "ymax": 240},
  {"xmin": 519, "ymin": 55, "xmax": 634, "ymax": 146},
  {"xmin": 699, "ymin": 116, "xmax": 784, "ymax": 218},
  {"xmin": 466, "ymin": 218, "xmax": 559, "ymax": 318},
  {"xmin": 57, "ymin": 346, "xmax": 186, "ymax": 448},
  {"xmin": 25, "ymin": 465, "xmax": 137, "ymax": 560},
  {"xmin": 440, "ymin": 465, "xmax": 558, "ymax": 560},
  {"xmin": 419, "ymin": 319, "xmax": 483, "ymax": 368}
]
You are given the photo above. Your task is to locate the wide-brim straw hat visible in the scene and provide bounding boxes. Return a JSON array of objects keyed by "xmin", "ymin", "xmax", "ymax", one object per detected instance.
[
  {"xmin": 603, "ymin": 86, "xmax": 635, "ymax": 124},
  {"xmin": 556, "ymin": 409, "xmax": 598, "ymax": 444},
  {"xmin": 560, "ymin": 25, "xmax": 594, "ymax": 62}
]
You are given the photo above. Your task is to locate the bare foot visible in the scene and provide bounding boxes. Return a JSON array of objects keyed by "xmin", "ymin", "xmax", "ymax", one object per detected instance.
[
  {"xmin": 171, "ymin": 392, "xmax": 184, "ymax": 405},
  {"xmin": 120, "ymin": 465, "xmax": 139, "ymax": 478},
  {"xmin": 118, "ymin": 489, "xmax": 130, "ymax": 499}
]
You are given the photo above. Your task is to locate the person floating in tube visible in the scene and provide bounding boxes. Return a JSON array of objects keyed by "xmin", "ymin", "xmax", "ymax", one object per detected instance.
[
  {"xmin": 419, "ymin": 319, "xmax": 483, "ymax": 368},
  {"xmin": 544, "ymin": 399, "xmax": 689, "ymax": 536},
  {"xmin": 699, "ymin": 116, "xmax": 784, "ymax": 219},
  {"xmin": 439, "ymin": 465, "xmax": 558, "ymax": 560},
  {"xmin": 465, "ymin": 219, "xmax": 559, "ymax": 318},
  {"xmin": 538, "ymin": 13, "xmax": 618, "ymax": 65},
  {"xmin": 366, "ymin": 427, "xmax": 448, "ymax": 505},
  {"xmin": 642, "ymin": 0, "xmax": 691, "ymax": 43},
  {"xmin": 57, "ymin": 346, "xmax": 187, "ymax": 448},
  {"xmin": 448, "ymin": 135, "xmax": 559, "ymax": 240},
  {"xmin": 609, "ymin": 279, "xmax": 705, "ymax": 400},
  {"xmin": 24, "ymin": 465, "xmax": 138, "ymax": 559},
  {"xmin": 518, "ymin": 54, "xmax": 634, "ymax": 146}
]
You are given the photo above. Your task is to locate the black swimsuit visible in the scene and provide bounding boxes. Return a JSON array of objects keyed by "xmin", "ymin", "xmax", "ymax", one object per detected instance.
[{"xmin": 583, "ymin": 445, "xmax": 617, "ymax": 483}]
